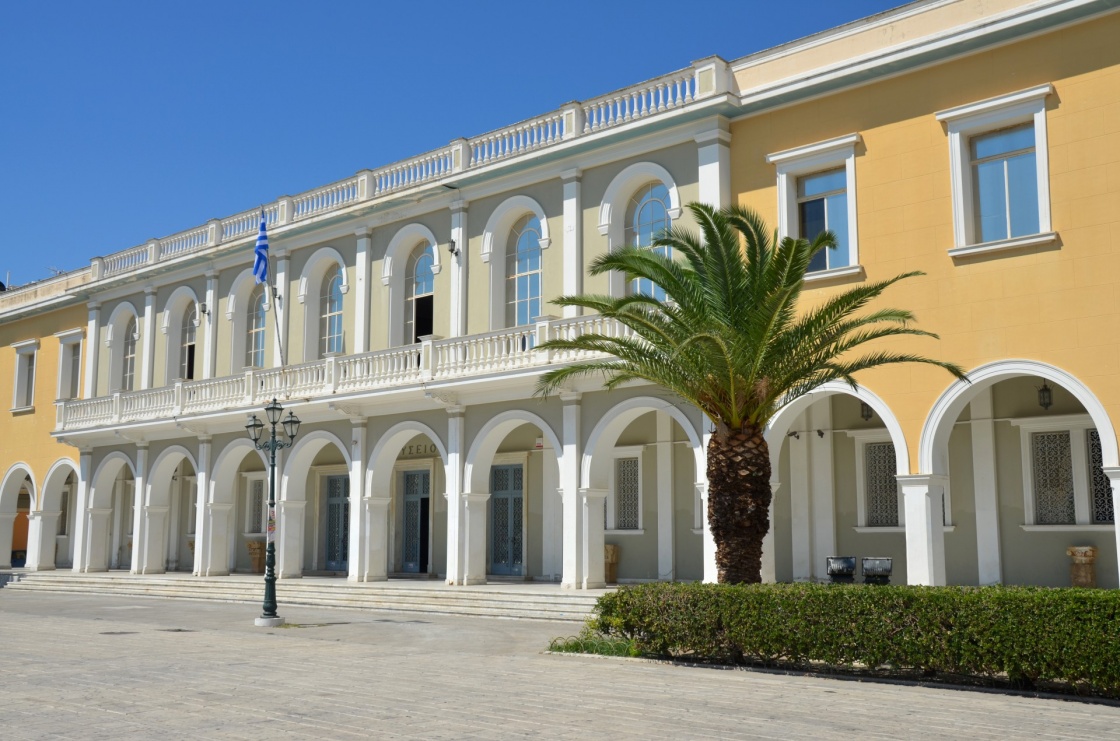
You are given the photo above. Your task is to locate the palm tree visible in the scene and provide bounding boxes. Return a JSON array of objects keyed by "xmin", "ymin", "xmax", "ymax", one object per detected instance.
[{"xmin": 536, "ymin": 202, "xmax": 965, "ymax": 584}]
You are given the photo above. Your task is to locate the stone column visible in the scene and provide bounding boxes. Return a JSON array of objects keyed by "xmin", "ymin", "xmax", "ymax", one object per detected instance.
[
  {"xmin": 561, "ymin": 170, "xmax": 582, "ymax": 318},
  {"xmin": 276, "ymin": 500, "xmax": 305, "ymax": 578},
  {"xmin": 899, "ymin": 474, "xmax": 948, "ymax": 586},
  {"xmin": 25, "ymin": 511, "xmax": 60, "ymax": 571},
  {"xmin": 1102, "ymin": 467, "xmax": 1120, "ymax": 588},
  {"xmin": 1067, "ymin": 545, "xmax": 1098, "ymax": 587},
  {"xmin": 579, "ymin": 488, "xmax": 607, "ymax": 589},
  {"xmin": 84, "ymin": 508, "xmax": 112, "ymax": 572},
  {"xmin": 202, "ymin": 502, "xmax": 233, "ymax": 576},
  {"xmin": 347, "ymin": 419, "xmax": 367, "ymax": 581},
  {"xmin": 761, "ymin": 480, "xmax": 778, "ymax": 583},
  {"xmin": 970, "ymin": 389, "xmax": 1002, "ymax": 584},
  {"xmin": 540, "ymin": 440, "xmax": 561, "ymax": 581},
  {"xmin": 808, "ymin": 402, "xmax": 836, "ymax": 581},
  {"xmin": 71, "ymin": 451, "xmax": 92, "ymax": 571},
  {"xmin": 138, "ymin": 506, "xmax": 168, "ymax": 574},
  {"xmin": 202, "ymin": 270, "xmax": 219, "ymax": 380},
  {"xmin": 140, "ymin": 288, "xmax": 156, "ymax": 390},
  {"xmin": 0, "ymin": 512, "xmax": 16, "ymax": 568},
  {"xmin": 696, "ymin": 122, "xmax": 731, "ymax": 209},
  {"xmin": 193, "ymin": 437, "xmax": 211, "ymax": 575},
  {"xmin": 560, "ymin": 393, "xmax": 582, "ymax": 588},
  {"xmin": 450, "ymin": 200, "xmax": 469, "ymax": 337},
  {"xmin": 130, "ymin": 444, "xmax": 149, "ymax": 574},
  {"xmin": 698, "ymin": 481, "xmax": 717, "ymax": 583},
  {"xmin": 273, "ymin": 250, "xmax": 290, "ymax": 367},
  {"xmin": 463, "ymin": 492, "xmax": 489, "ymax": 586},
  {"xmin": 354, "ymin": 228, "xmax": 372, "ymax": 353},
  {"xmin": 444, "ymin": 406, "xmax": 466, "ymax": 584},
  {"xmin": 360, "ymin": 496, "xmax": 390, "ymax": 582},
  {"xmin": 655, "ymin": 412, "xmax": 674, "ymax": 581},
  {"xmin": 788, "ymin": 421, "xmax": 812, "ymax": 581},
  {"xmin": 83, "ymin": 303, "xmax": 101, "ymax": 399}
]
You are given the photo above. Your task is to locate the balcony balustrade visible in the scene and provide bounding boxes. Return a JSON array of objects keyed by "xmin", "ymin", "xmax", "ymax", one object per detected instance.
[{"xmin": 55, "ymin": 316, "xmax": 634, "ymax": 432}]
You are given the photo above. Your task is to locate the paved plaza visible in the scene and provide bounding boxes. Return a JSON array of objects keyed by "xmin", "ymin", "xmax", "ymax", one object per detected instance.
[{"xmin": 1, "ymin": 590, "xmax": 1119, "ymax": 739}]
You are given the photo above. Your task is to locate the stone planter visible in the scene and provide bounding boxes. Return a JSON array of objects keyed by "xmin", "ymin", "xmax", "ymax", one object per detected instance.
[
  {"xmin": 604, "ymin": 544, "xmax": 620, "ymax": 585},
  {"xmin": 246, "ymin": 541, "xmax": 266, "ymax": 574},
  {"xmin": 1067, "ymin": 545, "xmax": 1098, "ymax": 588}
]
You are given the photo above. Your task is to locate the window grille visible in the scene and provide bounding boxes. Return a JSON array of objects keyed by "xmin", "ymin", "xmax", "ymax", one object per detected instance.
[
  {"xmin": 615, "ymin": 457, "xmax": 640, "ymax": 530},
  {"xmin": 865, "ymin": 442, "xmax": 898, "ymax": 527},
  {"xmin": 248, "ymin": 478, "xmax": 265, "ymax": 534},
  {"xmin": 1032, "ymin": 431, "xmax": 1075, "ymax": 525},
  {"xmin": 1087, "ymin": 429, "xmax": 1114, "ymax": 524}
]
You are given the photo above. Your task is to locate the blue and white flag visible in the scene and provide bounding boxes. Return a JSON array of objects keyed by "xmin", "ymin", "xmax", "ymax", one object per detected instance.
[{"xmin": 252, "ymin": 211, "xmax": 269, "ymax": 285}]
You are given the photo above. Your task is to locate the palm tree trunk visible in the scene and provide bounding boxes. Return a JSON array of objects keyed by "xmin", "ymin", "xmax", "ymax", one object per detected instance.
[{"xmin": 707, "ymin": 424, "xmax": 772, "ymax": 584}]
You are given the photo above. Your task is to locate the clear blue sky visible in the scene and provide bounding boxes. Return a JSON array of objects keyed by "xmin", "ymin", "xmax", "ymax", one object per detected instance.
[{"xmin": 0, "ymin": 1, "xmax": 905, "ymax": 286}]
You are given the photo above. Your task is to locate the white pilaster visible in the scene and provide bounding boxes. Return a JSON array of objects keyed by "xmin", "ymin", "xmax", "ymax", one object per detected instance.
[
  {"xmin": 138, "ymin": 506, "xmax": 168, "ymax": 574},
  {"xmin": 696, "ymin": 121, "xmax": 731, "ymax": 209},
  {"xmin": 202, "ymin": 502, "xmax": 233, "ymax": 576},
  {"xmin": 193, "ymin": 437, "xmax": 211, "ymax": 575},
  {"xmin": 560, "ymin": 393, "xmax": 582, "ymax": 588},
  {"xmin": 347, "ymin": 419, "xmax": 367, "ymax": 581},
  {"xmin": 580, "ymin": 487, "xmax": 607, "ymax": 589},
  {"xmin": 360, "ymin": 497, "xmax": 390, "ymax": 581},
  {"xmin": 561, "ymin": 170, "xmax": 582, "ymax": 318},
  {"xmin": 788, "ymin": 418, "xmax": 812, "ymax": 581},
  {"xmin": 700, "ymin": 428, "xmax": 717, "ymax": 584},
  {"xmin": 761, "ymin": 480, "xmax": 778, "ymax": 583},
  {"xmin": 899, "ymin": 474, "xmax": 948, "ymax": 586},
  {"xmin": 450, "ymin": 201, "xmax": 468, "ymax": 337},
  {"xmin": 140, "ymin": 289, "xmax": 156, "ymax": 390},
  {"xmin": 0, "ymin": 512, "xmax": 14, "ymax": 568},
  {"xmin": 274, "ymin": 250, "xmax": 290, "ymax": 367},
  {"xmin": 202, "ymin": 270, "xmax": 219, "ymax": 380},
  {"xmin": 71, "ymin": 451, "xmax": 92, "ymax": 571},
  {"xmin": 83, "ymin": 303, "xmax": 100, "ymax": 399},
  {"xmin": 276, "ymin": 499, "xmax": 305, "ymax": 578},
  {"xmin": 1103, "ymin": 467, "xmax": 1120, "ymax": 591},
  {"xmin": 540, "ymin": 440, "xmax": 561, "ymax": 581},
  {"xmin": 808, "ymin": 403, "xmax": 836, "ymax": 580},
  {"xmin": 354, "ymin": 228, "xmax": 372, "ymax": 353},
  {"xmin": 463, "ymin": 492, "xmax": 489, "ymax": 585},
  {"xmin": 130, "ymin": 444, "xmax": 149, "ymax": 574},
  {"xmin": 25, "ymin": 511, "xmax": 60, "ymax": 571},
  {"xmin": 85, "ymin": 508, "xmax": 112, "ymax": 572},
  {"xmin": 655, "ymin": 412, "xmax": 674, "ymax": 581},
  {"xmin": 444, "ymin": 406, "xmax": 466, "ymax": 584},
  {"xmin": 970, "ymin": 389, "xmax": 1002, "ymax": 585}
]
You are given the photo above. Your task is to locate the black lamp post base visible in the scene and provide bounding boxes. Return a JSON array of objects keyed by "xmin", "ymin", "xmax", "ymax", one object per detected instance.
[{"xmin": 254, "ymin": 616, "xmax": 285, "ymax": 628}]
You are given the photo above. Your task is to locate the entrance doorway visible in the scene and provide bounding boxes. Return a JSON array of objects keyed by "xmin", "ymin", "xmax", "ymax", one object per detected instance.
[
  {"xmin": 324, "ymin": 475, "xmax": 349, "ymax": 572},
  {"xmin": 490, "ymin": 464, "xmax": 523, "ymax": 576},
  {"xmin": 401, "ymin": 470, "xmax": 430, "ymax": 573}
]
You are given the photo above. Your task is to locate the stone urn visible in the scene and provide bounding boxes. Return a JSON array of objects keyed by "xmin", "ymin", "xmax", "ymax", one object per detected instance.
[
  {"xmin": 246, "ymin": 541, "xmax": 266, "ymax": 574},
  {"xmin": 604, "ymin": 544, "xmax": 620, "ymax": 585},
  {"xmin": 1066, "ymin": 545, "xmax": 1099, "ymax": 588}
]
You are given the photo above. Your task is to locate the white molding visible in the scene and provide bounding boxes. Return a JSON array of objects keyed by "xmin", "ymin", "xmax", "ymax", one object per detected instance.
[
  {"xmin": 606, "ymin": 528, "xmax": 646, "ymax": 536},
  {"xmin": 481, "ymin": 195, "xmax": 551, "ymax": 332},
  {"xmin": 11, "ymin": 338, "xmax": 40, "ymax": 353},
  {"xmin": 53, "ymin": 328, "xmax": 85, "ymax": 344},
  {"xmin": 296, "ymin": 246, "xmax": 350, "ymax": 304},
  {"xmin": 768, "ymin": 133, "xmax": 860, "ymax": 274},
  {"xmin": 853, "ymin": 526, "xmax": 955, "ymax": 534},
  {"xmin": 947, "ymin": 231, "xmax": 1058, "ymax": 259},
  {"xmin": 382, "ymin": 223, "xmax": 441, "ymax": 287},
  {"xmin": 940, "ymin": 84, "xmax": 1053, "ymax": 250},
  {"xmin": 1020, "ymin": 524, "xmax": 1115, "ymax": 533},
  {"xmin": 606, "ymin": 446, "xmax": 644, "ymax": 532},
  {"xmin": 1015, "ymin": 416, "xmax": 1101, "ymax": 527},
  {"xmin": 1009, "ymin": 413, "xmax": 1093, "ymax": 431},
  {"xmin": 241, "ymin": 471, "xmax": 268, "ymax": 537},
  {"xmin": 803, "ymin": 264, "xmax": 864, "ymax": 285}
]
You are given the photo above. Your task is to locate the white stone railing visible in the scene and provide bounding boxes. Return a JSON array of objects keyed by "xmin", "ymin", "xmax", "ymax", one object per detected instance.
[
  {"xmin": 55, "ymin": 316, "xmax": 640, "ymax": 432},
  {"xmin": 86, "ymin": 58, "xmax": 729, "ymax": 284}
]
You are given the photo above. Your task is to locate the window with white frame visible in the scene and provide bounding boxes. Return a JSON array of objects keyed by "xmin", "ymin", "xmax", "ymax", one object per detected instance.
[
  {"xmin": 506, "ymin": 214, "xmax": 542, "ymax": 327},
  {"xmin": 606, "ymin": 447, "xmax": 643, "ymax": 532},
  {"xmin": 246, "ymin": 284, "xmax": 268, "ymax": 368},
  {"xmin": 121, "ymin": 317, "xmax": 138, "ymax": 392},
  {"xmin": 935, "ymin": 84, "xmax": 1054, "ymax": 256},
  {"xmin": 625, "ymin": 182, "xmax": 673, "ymax": 300},
  {"xmin": 58, "ymin": 480, "xmax": 72, "ymax": 537},
  {"xmin": 766, "ymin": 133, "xmax": 860, "ymax": 280},
  {"xmin": 864, "ymin": 441, "xmax": 899, "ymax": 527},
  {"xmin": 55, "ymin": 329, "xmax": 83, "ymax": 401},
  {"xmin": 11, "ymin": 338, "xmax": 39, "ymax": 411},
  {"xmin": 405, "ymin": 243, "xmax": 435, "ymax": 344},
  {"xmin": 181, "ymin": 303, "xmax": 198, "ymax": 380},
  {"xmin": 320, "ymin": 267, "xmax": 344, "ymax": 357},
  {"xmin": 184, "ymin": 475, "xmax": 197, "ymax": 535},
  {"xmin": 243, "ymin": 473, "xmax": 267, "ymax": 535},
  {"xmin": 1013, "ymin": 415, "xmax": 1113, "ymax": 526}
]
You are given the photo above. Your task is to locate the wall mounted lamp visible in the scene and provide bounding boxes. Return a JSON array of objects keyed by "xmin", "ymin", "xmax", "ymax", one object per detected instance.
[
  {"xmin": 1038, "ymin": 381, "xmax": 1053, "ymax": 410},
  {"xmin": 860, "ymin": 402, "xmax": 874, "ymax": 422},
  {"xmin": 447, "ymin": 239, "xmax": 460, "ymax": 258}
]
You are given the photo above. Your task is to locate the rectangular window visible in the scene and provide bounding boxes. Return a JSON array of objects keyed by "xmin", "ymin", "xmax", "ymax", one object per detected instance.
[
  {"xmin": 11, "ymin": 339, "xmax": 38, "ymax": 411},
  {"xmin": 68, "ymin": 343, "xmax": 81, "ymax": 398},
  {"xmin": 1031, "ymin": 431, "xmax": 1075, "ymax": 525},
  {"xmin": 246, "ymin": 477, "xmax": 266, "ymax": 535},
  {"xmin": 798, "ymin": 168, "xmax": 850, "ymax": 273},
  {"xmin": 1087, "ymin": 429, "xmax": 1114, "ymax": 525},
  {"xmin": 615, "ymin": 457, "xmax": 640, "ymax": 530},
  {"xmin": 58, "ymin": 485, "xmax": 70, "ymax": 537},
  {"xmin": 970, "ymin": 124, "xmax": 1039, "ymax": 243},
  {"xmin": 22, "ymin": 353, "xmax": 35, "ymax": 408},
  {"xmin": 865, "ymin": 442, "xmax": 898, "ymax": 527}
]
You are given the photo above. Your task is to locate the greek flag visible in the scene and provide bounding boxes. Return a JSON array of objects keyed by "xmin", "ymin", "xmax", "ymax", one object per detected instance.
[{"xmin": 252, "ymin": 211, "xmax": 269, "ymax": 285}]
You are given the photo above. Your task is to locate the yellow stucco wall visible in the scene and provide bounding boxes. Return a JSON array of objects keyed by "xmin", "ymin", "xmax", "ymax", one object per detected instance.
[
  {"xmin": 0, "ymin": 303, "xmax": 85, "ymax": 505},
  {"xmin": 731, "ymin": 11, "xmax": 1120, "ymax": 471}
]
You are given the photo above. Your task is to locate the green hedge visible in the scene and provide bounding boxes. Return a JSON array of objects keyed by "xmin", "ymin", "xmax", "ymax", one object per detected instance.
[{"xmin": 591, "ymin": 583, "xmax": 1120, "ymax": 696}]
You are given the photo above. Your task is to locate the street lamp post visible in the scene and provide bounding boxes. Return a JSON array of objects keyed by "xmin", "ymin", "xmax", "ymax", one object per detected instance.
[{"xmin": 246, "ymin": 398, "xmax": 301, "ymax": 627}]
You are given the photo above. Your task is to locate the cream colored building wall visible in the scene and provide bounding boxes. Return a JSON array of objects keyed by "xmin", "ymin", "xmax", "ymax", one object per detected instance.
[{"xmin": 731, "ymin": 13, "xmax": 1120, "ymax": 469}]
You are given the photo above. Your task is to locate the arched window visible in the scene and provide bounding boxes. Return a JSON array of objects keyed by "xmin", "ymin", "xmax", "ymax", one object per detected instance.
[
  {"xmin": 181, "ymin": 303, "xmax": 197, "ymax": 380},
  {"xmin": 405, "ymin": 243, "xmax": 435, "ymax": 345},
  {"xmin": 246, "ymin": 284, "xmax": 267, "ymax": 369},
  {"xmin": 506, "ymin": 215, "xmax": 542, "ymax": 328},
  {"xmin": 121, "ymin": 317, "xmax": 138, "ymax": 391},
  {"xmin": 320, "ymin": 267, "xmax": 345, "ymax": 357},
  {"xmin": 624, "ymin": 182, "xmax": 672, "ymax": 301}
]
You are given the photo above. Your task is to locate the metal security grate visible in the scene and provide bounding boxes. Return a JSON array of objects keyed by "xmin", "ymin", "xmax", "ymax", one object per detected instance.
[
  {"xmin": 1032, "ymin": 431, "xmax": 1075, "ymax": 525},
  {"xmin": 249, "ymin": 479, "xmax": 265, "ymax": 534},
  {"xmin": 865, "ymin": 442, "xmax": 898, "ymax": 527},
  {"xmin": 1088, "ymin": 429, "xmax": 1114, "ymax": 524},
  {"xmin": 615, "ymin": 457, "xmax": 640, "ymax": 529}
]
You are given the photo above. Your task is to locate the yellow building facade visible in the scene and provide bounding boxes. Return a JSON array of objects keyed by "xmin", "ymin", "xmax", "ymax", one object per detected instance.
[{"xmin": 3, "ymin": 0, "xmax": 1119, "ymax": 591}]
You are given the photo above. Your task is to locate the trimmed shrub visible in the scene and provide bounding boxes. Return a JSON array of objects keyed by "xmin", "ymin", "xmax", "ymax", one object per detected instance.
[{"xmin": 591, "ymin": 583, "xmax": 1120, "ymax": 696}]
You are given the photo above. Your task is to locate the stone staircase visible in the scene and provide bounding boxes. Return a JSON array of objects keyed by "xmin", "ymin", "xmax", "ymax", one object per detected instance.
[{"xmin": 1, "ymin": 571, "xmax": 604, "ymax": 622}]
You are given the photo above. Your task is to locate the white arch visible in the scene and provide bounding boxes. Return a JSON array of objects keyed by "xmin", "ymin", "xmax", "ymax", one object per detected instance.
[
  {"xmin": 278, "ymin": 428, "xmax": 351, "ymax": 577},
  {"xmin": 384, "ymin": 223, "xmax": 442, "ymax": 348},
  {"xmin": 160, "ymin": 286, "xmax": 201, "ymax": 385},
  {"xmin": 0, "ymin": 462, "xmax": 36, "ymax": 513},
  {"xmin": 160, "ymin": 285, "xmax": 200, "ymax": 334},
  {"xmin": 89, "ymin": 451, "xmax": 136, "ymax": 510},
  {"xmin": 104, "ymin": 300, "xmax": 140, "ymax": 347},
  {"xmin": 766, "ymin": 381, "xmax": 911, "ymax": 476},
  {"xmin": 227, "ymin": 268, "xmax": 272, "ymax": 373},
  {"xmin": 280, "ymin": 429, "xmax": 352, "ymax": 502},
  {"xmin": 920, "ymin": 359, "xmax": 1119, "ymax": 474},
  {"xmin": 296, "ymin": 246, "xmax": 350, "ymax": 304},
  {"xmin": 464, "ymin": 410, "xmax": 562, "ymax": 495},
  {"xmin": 210, "ymin": 438, "xmax": 268, "ymax": 505},
  {"xmin": 367, "ymin": 421, "xmax": 448, "ymax": 493},
  {"xmin": 598, "ymin": 161, "xmax": 682, "ymax": 242},
  {"xmin": 226, "ymin": 267, "xmax": 270, "ymax": 320},
  {"xmin": 41, "ymin": 458, "xmax": 79, "ymax": 512},
  {"xmin": 480, "ymin": 195, "xmax": 552, "ymax": 331},
  {"xmin": 145, "ymin": 445, "xmax": 198, "ymax": 508},
  {"xmin": 104, "ymin": 301, "xmax": 140, "ymax": 392},
  {"xmin": 382, "ymin": 223, "xmax": 442, "ymax": 287},
  {"xmin": 581, "ymin": 396, "xmax": 703, "ymax": 489}
]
